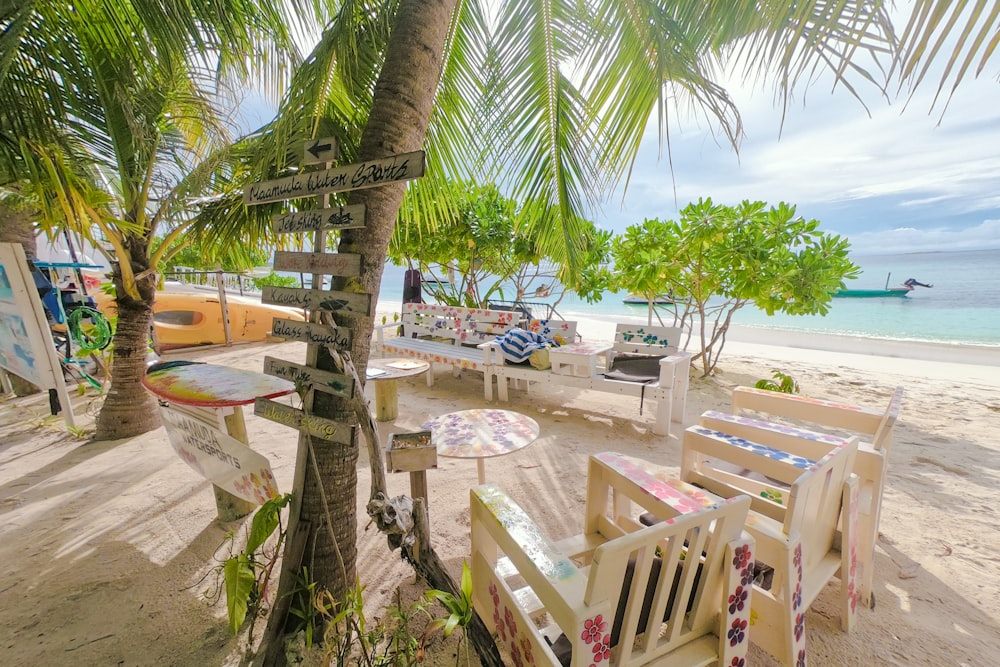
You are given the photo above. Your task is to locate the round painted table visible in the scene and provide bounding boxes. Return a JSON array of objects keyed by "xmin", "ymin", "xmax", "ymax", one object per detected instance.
[
  {"xmin": 421, "ymin": 409, "xmax": 540, "ymax": 484},
  {"xmin": 365, "ymin": 358, "xmax": 430, "ymax": 421}
]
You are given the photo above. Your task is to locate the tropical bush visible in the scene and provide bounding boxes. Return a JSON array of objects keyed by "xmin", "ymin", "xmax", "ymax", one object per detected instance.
[{"xmin": 612, "ymin": 199, "xmax": 859, "ymax": 376}]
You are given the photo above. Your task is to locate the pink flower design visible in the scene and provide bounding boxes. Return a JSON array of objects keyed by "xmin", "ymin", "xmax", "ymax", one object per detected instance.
[
  {"xmin": 520, "ymin": 636, "xmax": 534, "ymax": 663},
  {"xmin": 728, "ymin": 585, "xmax": 748, "ymax": 613},
  {"xmin": 794, "ymin": 612, "xmax": 805, "ymax": 641},
  {"xmin": 590, "ymin": 634, "xmax": 611, "ymax": 662},
  {"xmin": 581, "ymin": 615, "xmax": 606, "ymax": 644},
  {"xmin": 727, "ymin": 618, "xmax": 747, "ymax": 646}
]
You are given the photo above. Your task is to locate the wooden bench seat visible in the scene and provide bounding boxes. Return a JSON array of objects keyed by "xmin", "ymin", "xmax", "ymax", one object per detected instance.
[
  {"xmin": 373, "ymin": 303, "xmax": 522, "ymax": 399},
  {"xmin": 483, "ymin": 324, "xmax": 690, "ymax": 436}
]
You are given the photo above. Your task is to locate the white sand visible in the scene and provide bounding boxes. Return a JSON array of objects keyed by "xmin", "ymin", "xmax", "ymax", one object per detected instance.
[{"xmin": 1, "ymin": 316, "xmax": 998, "ymax": 665}]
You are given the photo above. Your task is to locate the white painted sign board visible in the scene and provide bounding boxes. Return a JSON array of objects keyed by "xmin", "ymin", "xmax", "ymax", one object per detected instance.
[
  {"xmin": 303, "ymin": 136, "xmax": 339, "ymax": 165},
  {"xmin": 160, "ymin": 405, "xmax": 280, "ymax": 505},
  {"xmin": 0, "ymin": 243, "xmax": 76, "ymax": 426}
]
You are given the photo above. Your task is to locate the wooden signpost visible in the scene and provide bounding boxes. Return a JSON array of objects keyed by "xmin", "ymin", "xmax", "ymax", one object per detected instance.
[
  {"xmin": 272, "ymin": 205, "xmax": 366, "ymax": 235},
  {"xmin": 303, "ymin": 136, "xmax": 339, "ymax": 165},
  {"xmin": 263, "ymin": 356, "xmax": 354, "ymax": 399},
  {"xmin": 273, "ymin": 251, "xmax": 362, "ymax": 277},
  {"xmin": 254, "ymin": 397, "xmax": 354, "ymax": 445},
  {"xmin": 261, "ymin": 285, "xmax": 372, "ymax": 315},
  {"xmin": 243, "ymin": 150, "xmax": 425, "ymax": 206},
  {"xmin": 270, "ymin": 318, "xmax": 351, "ymax": 348}
]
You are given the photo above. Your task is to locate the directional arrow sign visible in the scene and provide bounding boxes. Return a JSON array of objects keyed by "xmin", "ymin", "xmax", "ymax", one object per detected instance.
[
  {"xmin": 261, "ymin": 285, "xmax": 372, "ymax": 315},
  {"xmin": 272, "ymin": 205, "xmax": 366, "ymax": 234},
  {"xmin": 273, "ymin": 251, "xmax": 361, "ymax": 277},
  {"xmin": 254, "ymin": 397, "xmax": 354, "ymax": 444},
  {"xmin": 271, "ymin": 317, "xmax": 352, "ymax": 349},
  {"xmin": 303, "ymin": 136, "xmax": 339, "ymax": 165},
  {"xmin": 263, "ymin": 356, "xmax": 355, "ymax": 399},
  {"xmin": 244, "ymin": 150, "xmax": 425, "ymax": 206}
]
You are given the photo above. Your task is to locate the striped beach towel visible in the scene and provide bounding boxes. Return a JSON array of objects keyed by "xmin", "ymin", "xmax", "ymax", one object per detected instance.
[{"xmin": 496, "ymin": 327, "xmax": 559, "ymax": 364}]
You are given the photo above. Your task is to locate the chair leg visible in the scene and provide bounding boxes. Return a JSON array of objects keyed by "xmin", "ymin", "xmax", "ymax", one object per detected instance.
[
  {"xmin": 841, "ymin": 477, "xmax": 860, "ymax": 632},
  {"xmin": 720, "ymin": 538, "xmax": 754, "ymax": 665},
  {"xmin": 786, "ymin": 540, "xmax": 807, "ymax": 667}
]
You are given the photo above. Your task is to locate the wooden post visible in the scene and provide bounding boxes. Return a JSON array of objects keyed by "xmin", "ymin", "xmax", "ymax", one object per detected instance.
[
  {"xmin": 374, "ymin": 379, "xmax": 398, "ymax": 421},
  {"xmin": 216, "ymin": 264, "xmax": 233, "ymax": 346},
  {"xmin": 213, "ymin": 407, "xmax": 257, "ymax": 521}
]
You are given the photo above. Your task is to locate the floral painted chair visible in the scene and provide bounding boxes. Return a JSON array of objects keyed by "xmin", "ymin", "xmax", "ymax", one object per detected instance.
[
  {"xmin": 470, "ymin": 452, "xmax": 754, "ymax": 666},
  {"xmin": 681, "ymin": 420, "xmax": 859, "ymax": 666},
  {"xmin": 730, "ymin": 385, "xmax": 903, "ymax": 607}
]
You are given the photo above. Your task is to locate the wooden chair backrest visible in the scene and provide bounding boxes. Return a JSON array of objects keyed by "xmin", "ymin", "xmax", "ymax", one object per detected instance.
[
  {"xmin": 583, "ymin": 453, "xmax": 751, "ymax": 663},
  {"xmin": 732, "ymin": 385, "xmax": 903, "ymax": 453},
  {"xmin": 613, "ymin": 324, "xmax": 683, "ymax": 356},
  {"xmin": 682, "ymin": 426, "xmax": 857, "ymax": 568},
  {"xmin": 399, "ymin": 302, "xmax": 520, "ymax": 345}
]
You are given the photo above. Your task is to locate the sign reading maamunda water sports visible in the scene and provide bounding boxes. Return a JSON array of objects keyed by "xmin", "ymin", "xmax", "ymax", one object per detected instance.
[
  {"xmin": 160, "ymin": 406, "xmax": 280, "ymax": 506},
  {"xmin": 244, "ymin": 151, "xmax": 425, "ymax": 206}
]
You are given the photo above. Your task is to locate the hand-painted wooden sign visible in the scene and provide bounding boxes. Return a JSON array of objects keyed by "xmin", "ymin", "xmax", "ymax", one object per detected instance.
[
  {"xmin": 273, "ymin": 251, "xmax": 362, "ymax": 277},
  {"xmin": 271, "ymin": 317, "xmax": 351, "ymax": 348},
  {"xmin": 272, "ymin": 205, "xmax": 366, "ymax": 235},
  {"xmin": 263, "ymin": 356, "xmax": 354, "ymax": 399},
  {"xmin": 254, "ymin": 397, "xmax": 354, "ymax": 444},
  {"xmin": 261, "ymin": 285, "xmax": 371, "ymax": 316},
  {"xmin": 303, "ymin": 136, "xmax": 339, "ymax": 165},
  {"xmin": 160, "ymin": 405, "xmax": 279, "ymax": 505},
  {"xmin": 244, "ymin": 150, "xmax": 426, "ymax": 206}
]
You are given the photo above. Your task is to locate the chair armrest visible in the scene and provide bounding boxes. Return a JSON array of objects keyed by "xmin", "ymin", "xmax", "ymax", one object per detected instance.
[
  {"xmin": 700, "ymin": 410, "xmax": 846, "ymax": 461},
  {"xmin": 590, "ymin": 452, "xmax": 724, "ymax": 520},
  {"xmin": 478, "ymin": 340, "xmax": 504, "ymax": 365},
  {"xmin": 471, "ymin": 485, "xmax": 588, "ymax": 616},
  {"xmin": 372, "ymin": 320, "xmax": 401, "ymax": 346}
]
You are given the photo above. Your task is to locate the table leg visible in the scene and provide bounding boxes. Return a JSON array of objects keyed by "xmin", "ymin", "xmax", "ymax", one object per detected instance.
[
  {"xmin": 374, "ymin": 378, "xmax": 398, "ymax": 421},
  {"xmin": 476, "ymin": 458, "xmax": 486, "ymax": 485}
]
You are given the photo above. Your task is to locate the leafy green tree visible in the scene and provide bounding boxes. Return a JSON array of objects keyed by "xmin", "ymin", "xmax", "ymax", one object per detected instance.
[
  {"xmin": 614, "ymin": 199, "xmax": 859, "ymax": 376},
  {"xmin": 389, "ymin": 181, "xmax": 611, "ymax": 309},
  {"xmin": 0, "ymin": 0, "xmax": 300, "ymax": 438}
]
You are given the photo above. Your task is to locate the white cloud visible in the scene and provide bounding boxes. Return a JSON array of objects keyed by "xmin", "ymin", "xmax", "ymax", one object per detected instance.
[{"xmin": 840, "ymin": 219, "xmax": 1000, "ymax": 254}]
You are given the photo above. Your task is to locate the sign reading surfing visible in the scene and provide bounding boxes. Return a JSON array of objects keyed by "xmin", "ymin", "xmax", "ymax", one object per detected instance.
[{"xmin": 244, "ymin": 151, "xmax": 425, "ymax": 206}]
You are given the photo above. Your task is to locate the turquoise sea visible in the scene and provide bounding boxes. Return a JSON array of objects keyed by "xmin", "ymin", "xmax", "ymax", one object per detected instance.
[{"xmin": 378, "ymin": 249, "xmax": 1000, "ymax": 348}]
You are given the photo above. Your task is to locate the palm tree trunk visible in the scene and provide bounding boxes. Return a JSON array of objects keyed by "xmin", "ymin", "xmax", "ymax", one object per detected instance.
[
  {"xmin": 94, "ymin": 244, "xmax": 161, "ymax": 439},
  {"xmin": 0, "ymin": 200, "xmax": 42, "ymax": 396},
  {"xmin": 299, "ymin": 0, "xmax": 458, "ymax": 604}
]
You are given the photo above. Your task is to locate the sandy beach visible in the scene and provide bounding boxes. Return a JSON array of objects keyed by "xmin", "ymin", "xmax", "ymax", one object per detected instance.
[{"xmin": 1, "ymin": 315, "xmax": 998, "ymax": 666}]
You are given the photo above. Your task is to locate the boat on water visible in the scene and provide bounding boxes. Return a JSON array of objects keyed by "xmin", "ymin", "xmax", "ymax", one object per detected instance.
[
  {"xmin": 93, "ymin": 287, "xmax": 305, "ymax": 350},
  {"xmin": 623, "ymin": 294, "xmax": 676, "ymax": 306},
  {"xmin": 832, "ymin": 275, "xmax": 933, "ymax": 299}
]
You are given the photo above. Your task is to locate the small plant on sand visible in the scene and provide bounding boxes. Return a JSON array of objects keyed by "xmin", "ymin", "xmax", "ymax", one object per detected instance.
[
  {"xmin": 755, "ymin": 370, "xmax": 800, "ymax": 394},
  {"xmin": 317, "ymin": 563, "xmax": 475, "ymax": 666},
  {"xmin": 218, "ymin": 493, "xmax": 292, "ymax": 638}
]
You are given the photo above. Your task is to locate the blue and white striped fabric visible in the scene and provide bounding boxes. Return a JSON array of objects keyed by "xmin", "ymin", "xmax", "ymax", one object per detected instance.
[{"xmin": 496, "ymin": 327, "xmax": 558, "ymax": 364}]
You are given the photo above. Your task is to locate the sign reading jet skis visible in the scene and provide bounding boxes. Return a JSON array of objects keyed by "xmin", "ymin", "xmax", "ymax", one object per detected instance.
[{"xmin": 244, "ymin": 151, "xmax": 425, "ymax": 206}]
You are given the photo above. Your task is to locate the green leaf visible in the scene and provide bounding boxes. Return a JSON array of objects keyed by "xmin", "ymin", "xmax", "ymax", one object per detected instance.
[
  {"xmin": 246, "ymin": 493, "xmax": 290, "ymax": 554},
  {"xmin": 224, "ymin": 555, "xmax": 256, "ymax": 634}
]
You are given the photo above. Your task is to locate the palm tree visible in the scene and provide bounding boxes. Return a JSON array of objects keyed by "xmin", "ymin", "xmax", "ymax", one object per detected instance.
[{"xmin": 0, "ymin": 0, "xmax": 303, "ymax": 438}]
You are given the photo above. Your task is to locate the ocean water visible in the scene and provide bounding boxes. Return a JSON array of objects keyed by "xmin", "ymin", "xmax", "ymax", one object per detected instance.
[{"xmin": 378, "ymin": 249, "xmax": 1000, "ymax": 348}]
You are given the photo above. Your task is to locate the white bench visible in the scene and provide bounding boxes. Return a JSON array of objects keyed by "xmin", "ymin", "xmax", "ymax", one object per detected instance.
[
  {"xmin": 483, "ymin": 324, "xmax": 690, "ymax": 436},
  {"xmin": 373, "ymin": 303, "xmax": 521, "ymax": 398}
]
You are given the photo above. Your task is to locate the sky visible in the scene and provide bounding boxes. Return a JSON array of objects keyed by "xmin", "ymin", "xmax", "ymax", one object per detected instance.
[
  {"xmin": 237, "ymin": 24, "xmax": 1000, "ymax": 259},
  {"xmin": 600, "ymin": 68, "xmax": 1000, "ymax": 256}
]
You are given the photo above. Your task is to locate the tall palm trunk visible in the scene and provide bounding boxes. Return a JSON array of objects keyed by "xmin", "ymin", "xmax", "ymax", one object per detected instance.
[
  {"xmin": 299, "ymin": 0, "xmax": 457, "ymax": 601},
  {"xmin": 0, "ymin": 201, "xmax": 42, "ymax": 396},
  {"xmin": 94, "ymin": 241, "xmax": 161, "ymax": 439}
]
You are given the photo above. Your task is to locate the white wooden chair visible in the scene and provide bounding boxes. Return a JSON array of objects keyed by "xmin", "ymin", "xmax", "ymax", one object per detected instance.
[
  {"xmin": 681, "ymin": 422, "xmax": 859, "ymax": 666},
  {"xmin": 470, "ymin": 452, "xmax": 754, "ymax": 666},
  {"xmin": 730, "ymin": 385, "xmax": 903, "ymax": 607}
]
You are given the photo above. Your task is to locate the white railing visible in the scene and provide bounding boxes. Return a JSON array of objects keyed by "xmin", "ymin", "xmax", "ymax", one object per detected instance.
[{"xmin": 169, "ymin": 266, "xmax": 261, "ymax": 296}]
